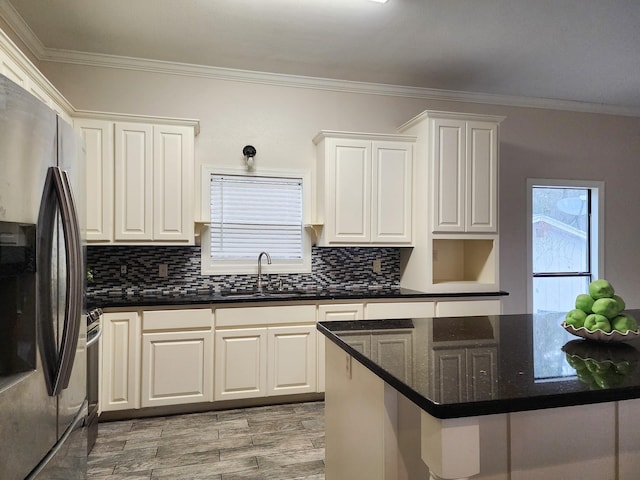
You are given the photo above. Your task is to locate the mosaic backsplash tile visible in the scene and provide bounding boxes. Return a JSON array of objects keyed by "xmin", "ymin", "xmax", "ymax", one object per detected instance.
[{"xmin": 86, "ymin": 245, "xmax": 400, "ymax": 301}]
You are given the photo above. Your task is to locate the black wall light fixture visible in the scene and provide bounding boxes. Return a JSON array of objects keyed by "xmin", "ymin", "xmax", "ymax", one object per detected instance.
[{"xmin": 243, "ymin": 145, "xmax": 256, "ymax": 170}]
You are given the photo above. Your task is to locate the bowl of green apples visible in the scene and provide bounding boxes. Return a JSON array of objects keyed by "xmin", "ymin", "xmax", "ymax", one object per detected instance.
[
  {"xmin": 562, "ymin": 339, "xmax": 639, "ymax": 389},
  {"xmin": 562, "ymin": 279, "xmax": 640, "ymax": 343}
]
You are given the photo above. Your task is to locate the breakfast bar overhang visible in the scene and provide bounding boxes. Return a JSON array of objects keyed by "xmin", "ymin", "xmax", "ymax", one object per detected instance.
[{"xmin": 318, "ymin": 312, "xmax": 640, "ymax": 480}]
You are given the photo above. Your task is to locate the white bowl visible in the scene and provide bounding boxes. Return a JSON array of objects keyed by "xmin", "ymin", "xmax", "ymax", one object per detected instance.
[{"xmin": 562, "ymin": 322, "xmax": 640, "ymax": 343}]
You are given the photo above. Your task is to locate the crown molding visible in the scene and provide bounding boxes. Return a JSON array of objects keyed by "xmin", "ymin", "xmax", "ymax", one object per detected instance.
[
  {"xmin": 35, "ymin": 48, "xmax": 640, "ymax": 118},
  {"xmin": 0, "ymin": 0, "xmax": 46, "ymax": 58},
  {"xmin": 1, "ymin": 0, "xmax": 639, "ymax": 118},
  {"xmin": 74, "ymin": 109, "xmax": 200, "ymax": 135}
]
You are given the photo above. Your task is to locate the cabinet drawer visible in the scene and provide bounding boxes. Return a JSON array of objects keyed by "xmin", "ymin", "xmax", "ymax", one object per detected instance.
[
  {"xmin": 318, "ymin": 303, "xmax": 364, "ymax": 321},
  {"xmin": 215, "ymin": 305, "xmax": 316, "ymax": 327},
  {"xmin": 435, "ymin": 300, "xmax": 501, "ymax": 317},
  {"xmin": 365, "ymin": 301, "xmax": 435, "ymax": 320},
  {"xmin": 142, "ymin": 308, "xmax": 212, "ymax": 331}
]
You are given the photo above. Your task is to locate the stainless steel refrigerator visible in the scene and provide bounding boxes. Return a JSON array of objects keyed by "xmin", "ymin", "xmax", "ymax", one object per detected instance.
[{"xmin": 0, "ymin": 74, "xmax": 87, "ymax": 479}]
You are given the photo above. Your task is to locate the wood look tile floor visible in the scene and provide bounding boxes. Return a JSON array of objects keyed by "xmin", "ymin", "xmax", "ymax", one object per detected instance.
[{"xmin": 88, "ymin": 401, "xmax": 325, "ymax": 480}]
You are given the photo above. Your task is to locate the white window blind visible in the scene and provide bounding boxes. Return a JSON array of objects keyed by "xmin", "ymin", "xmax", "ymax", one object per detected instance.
[{"xmin": 210, "ymin": 174, "xmax": 303, "ymax": 260}]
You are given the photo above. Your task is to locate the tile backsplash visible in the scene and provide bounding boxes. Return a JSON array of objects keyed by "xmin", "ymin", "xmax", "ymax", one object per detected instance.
[{"xmin": 86, "ymin": 245, "xmax": 400, "ymax": 300}]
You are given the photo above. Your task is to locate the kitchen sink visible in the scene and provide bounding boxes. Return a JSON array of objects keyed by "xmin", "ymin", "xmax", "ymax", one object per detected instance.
[{"xmin": 220, "ymin": 290, "xmax": 317, "ymax": 299}]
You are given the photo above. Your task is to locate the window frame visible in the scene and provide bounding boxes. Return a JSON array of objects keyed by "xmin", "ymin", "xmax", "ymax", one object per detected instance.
[
  {"xmin": 526, "ymin": 178, "xmax": 605, "ymax": 314},
  {"xmin": 200, "ymin": 165, "xmax": 312, "ymax": 275}
]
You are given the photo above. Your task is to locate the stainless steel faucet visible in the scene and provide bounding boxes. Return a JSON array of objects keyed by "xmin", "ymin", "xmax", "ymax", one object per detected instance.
[{"xmin": 257, "ymin": 251, "xmax": 272, "ymax": 291}]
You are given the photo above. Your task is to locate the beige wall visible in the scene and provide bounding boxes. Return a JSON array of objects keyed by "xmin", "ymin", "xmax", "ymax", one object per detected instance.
[{"xmin": 39, "ymin": 62, "xmax": 640, "ymax": 314}]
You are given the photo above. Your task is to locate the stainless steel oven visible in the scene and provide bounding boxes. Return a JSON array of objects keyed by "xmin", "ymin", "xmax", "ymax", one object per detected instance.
[{"xmin": 86, "ymin": 308, "xmax": 102, "ymax": 454}]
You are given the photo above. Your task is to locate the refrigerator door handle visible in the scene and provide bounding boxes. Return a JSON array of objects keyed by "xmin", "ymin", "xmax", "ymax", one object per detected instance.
[
  {"xmin": 57, "ymin": 169, "xmax": 83, "ymax": 392},
  {"xmin": 37, "ymin": 166, "xmax": 83, "ymax": 396}
]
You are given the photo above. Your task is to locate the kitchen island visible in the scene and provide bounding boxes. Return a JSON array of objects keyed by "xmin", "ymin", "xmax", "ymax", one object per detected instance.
[{"xmin": 318, "ymin": 312, "xmax": 640, "ymax": 480}]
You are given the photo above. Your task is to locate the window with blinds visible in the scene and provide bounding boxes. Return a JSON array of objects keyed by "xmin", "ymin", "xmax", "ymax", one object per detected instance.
[{"xmin": 209, "ymin": 174, "xmax": 303, "ymax": 261}]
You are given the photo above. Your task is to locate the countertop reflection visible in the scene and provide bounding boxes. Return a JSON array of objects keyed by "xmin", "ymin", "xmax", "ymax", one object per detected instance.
[{"xmin": 318, "ymin": 311, "xmax": 640, "ymax": 419}]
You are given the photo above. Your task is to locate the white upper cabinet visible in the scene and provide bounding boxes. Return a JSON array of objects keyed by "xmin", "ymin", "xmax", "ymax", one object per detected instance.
[
  {"xmin": 372, "ymin": 141, "xmax": 414, "ymax": 243},
  {"xmin": 77, "ymin": 119, "xmax": 114, "ymax": 242},
  {"xmin": 76, "ymin": 117, "xmax": 197, "ymax": 245},
  {"xmin": 114, "ymin": 122, "xmax": 154, "ymax": 241},
  {"xmin": 398, "ymin": 111, "xmax": 504, "ymax": 293},
  {"xmin": 466, "ymin": 121, "xmax": 499, "ymax": 232},
  {"xmin": 314, "ymin": 132, "xmax": 414, "ymax": 246},
  {"xmin": 431, "ymin": 115, "xmax": 500, "ymax": 233},
  {"xmin": 153, "ymin": 125, "xmax": 194, "ymax": 241}
]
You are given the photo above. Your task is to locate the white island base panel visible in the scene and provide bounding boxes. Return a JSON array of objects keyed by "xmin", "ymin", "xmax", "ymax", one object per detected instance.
[{"xmin": 324, "ymin": 340, "xmax": 640, "ymax": 480}]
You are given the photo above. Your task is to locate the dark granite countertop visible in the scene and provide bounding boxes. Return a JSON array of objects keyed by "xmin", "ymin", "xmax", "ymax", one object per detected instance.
[
  {"xmin": 88, "ymin": 288, "xmax": 509, "ymax": 309},
  {"xmin": 318, "ymin": 310, "xmax": 640, "ymax": 419}
]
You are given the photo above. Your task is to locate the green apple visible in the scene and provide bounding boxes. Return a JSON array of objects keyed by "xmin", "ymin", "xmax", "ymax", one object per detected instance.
[
  {"xmin": 575, "ymin": 294, "xmax": 595, "ymax": 314},
  {"xmin": 565, "ymin": 353, "xmax": 585, "ymax": 370},
  {"xmin": 615, "ymin": 361, "xmax": 632, "ymax": 375},
  {"xmin": 585, "ymin": 358, "xmax": 611, "ymax": 375},
  {"xmin": 589, "ymin": 279, "xmax": 615, "ymax": 299},
  {"xmin": 613, "ymin": 294, "xmax": 626, "ymax": 313},
  {"xmin": 576, "ymin": 369, "xmax": 596, "ymax": 386},
  {"xmin": 611, "ymin": 314, "xmax": 638, "ymax": 333},
  {"xmin": 584, "ymin": 313, "xmax": 612, "ymax": 333},
  {"xmin": 565, "ymin": 309, "xmax": 587, "ymax": 328},
  {"xmin": 592, "ymin": 298, "xmax": 620, "ymax": 320}
]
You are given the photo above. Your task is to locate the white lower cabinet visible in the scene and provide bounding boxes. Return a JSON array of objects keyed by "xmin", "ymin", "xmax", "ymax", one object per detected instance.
[
  {"xmin": 141, "ymin": 309, "xmax": 214, "ymax": 408},
  {"xmin": 101, "ymin": 308, "xmax": 213, "ymax": 412},
  {"xmin": 214, "ymin": 305, "xmax": 317, "ymax": 401},
  {"xmin": 99, "ymin": 298, "xmax": 502, "ymax": 412},
  {"xmin": 267, "ymin": 325, "xmax": 317, "ymax": 396},
  {"xmin": 214, "ymin": 328, "xmax": 268, "ymax": 401},
  {"xmin": 101, "ymin": 311, "xmax": 141, "ymax": 412},
  {"xmin": 317, "ymin": 303, "xmax": 365, "ymax": 393}
]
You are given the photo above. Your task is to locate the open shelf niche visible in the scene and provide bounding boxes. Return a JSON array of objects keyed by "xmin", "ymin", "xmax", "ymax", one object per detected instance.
[{"xmin": 432, "ymin": 238, "xmax": 497, "ymax": 286}]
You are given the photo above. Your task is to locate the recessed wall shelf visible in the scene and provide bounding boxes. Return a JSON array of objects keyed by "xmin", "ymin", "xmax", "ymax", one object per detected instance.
[{"xmin": 432, "ymin": 238, "xmax": 496, "ymax": 286}]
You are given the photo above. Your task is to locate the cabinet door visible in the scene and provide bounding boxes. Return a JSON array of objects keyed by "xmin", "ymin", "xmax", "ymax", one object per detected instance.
[
  {"xmin": 431, "ymin": 348, "xmax": 466, "ymax": 403},
  {"xmin": 267, "ymin": 325, "xmax": 317, "ymax": 396},
  {"xmin": 466, "ymin": 121, "xmax": 498, "ymax": 232},
  {"xmin": 101, "ymin": 311, "xmax": 140, "ymax": 411},
  {"xmin": 466, "ymin": 347, "xmax": 496, "ymax": 401},
  {"xmin": 152, "ymin": 125, "xmax": 194, "ymax": 242},
  {"xmin": 432, "ymin": 118, "xmax": 466, "ymax": 232},
  {"xmin": 371, "ymin": 141, "xmax": 412, "ymax": 243},
  {"xmin": 141, "ymin": 329, "xmax": 213, "ymax": 407},
  {"xmin": 214, "ymin": 328, "xmax": 267, "ymax": 400},
  {"xmin": 326, "ymin": 138, "xmax": 371, "ymax": 243},
  {"xmin": 371, "ymin": 331, "xmax": 413, "ymax": 383},
  {"xmin": 76, "ymin": 119, "xmax": 114, "ymax": 242},
  {"xmin": 317, "ymin": 303, "xmax": 364, "ymax": 392},
  {"xmin": 114, "ymin": 122, "xmax": 153, "ymax": 240}
]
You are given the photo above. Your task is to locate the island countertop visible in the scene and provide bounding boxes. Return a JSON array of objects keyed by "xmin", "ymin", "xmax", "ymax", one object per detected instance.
[{"xmin": 318, "ymin": 310, "xmax": 640, "ymax": 419}]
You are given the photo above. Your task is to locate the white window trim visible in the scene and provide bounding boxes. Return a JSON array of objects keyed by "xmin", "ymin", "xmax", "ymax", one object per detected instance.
[
  {"xmin": 526, "ymin": 178, "xmax": 605, "ymax": 313},
  {"xmin": 200, "ymin": 165, "xmax": 312, "ymax": 275}
]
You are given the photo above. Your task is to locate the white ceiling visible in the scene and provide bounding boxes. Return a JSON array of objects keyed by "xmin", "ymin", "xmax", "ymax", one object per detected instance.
[{"xmin": 3, "ymin": 0, "xmax": 640, "ymax": 114}]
